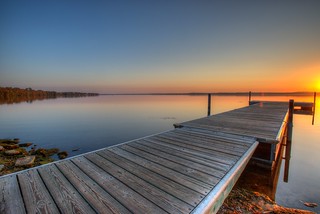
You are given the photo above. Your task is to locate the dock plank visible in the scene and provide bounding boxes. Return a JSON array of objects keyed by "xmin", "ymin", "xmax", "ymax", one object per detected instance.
[
  {"xmin": 160, "ymin": 132, "xmax": 247, "ymax": 156},
  {"xmin": 97, "ymin": 149, "xmax": 205, "ymax": 206},
  {"xmin": 143, "ymin": 138, "xmax": 237, "ymax": 165},
  {"xmin": 0, "ymin": 175, "xmax": 25, "ymax": 214},
  {"xmin": 85, "ymin": 152, "xmax": 193, "ymax": 213},
  {"xmin": 56, "ymin": 160, "xmax": 131, "ymax": 214},
  {"xmin": 72, "ymin": 156, "xmax": 166, "ymax": 213},
  {"xmin": 109, "ymin": 146, "xmax": 213, "ymax": 192},
  {"xmin": 151, "ymin": 135, "xmax": 241, "ymax": 160},
  {"xmin": 135, "ymin": 140, "xmax": 231, "ymax": 172},
  {"xmin": 120, "ymin": 144, "xmax": 222, "ymax": 184},
  {"xmin": 38, "ymin": 164, "xmax": 96, "ymax": 214},
  {"xmin": 18, "ymin": 169, "xmax": 59, "ymax": 213}
]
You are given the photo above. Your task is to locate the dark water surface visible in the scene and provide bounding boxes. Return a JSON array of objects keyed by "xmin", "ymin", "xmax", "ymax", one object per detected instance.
[{"xmin": 0, "ymin": 95, "xmax": 319, "ymax": 212}]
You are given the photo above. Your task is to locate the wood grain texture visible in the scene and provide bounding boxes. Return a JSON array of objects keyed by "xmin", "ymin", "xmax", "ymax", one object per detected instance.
[
  {"xmin": 72, "ymin": 156, "xmax": 166, "ymax": 213},
  {"xmin": 120, "ymin": 144, "xmax": 222, "ymax": 184},
  {"xmin": 0, "ymin": 175, "xmax": 25, "ymax": 214},
  {"xmin": 109, "ymin": 146, "xmax": 213, "ymax": 192},
  {"xmin": 85, "ymin": 152, "xmax": 193, "ymax": 213},
  {"xmin": 18, "ymin": 169, "xmax": 59, "ymax": 213},
  {"xmin": 135, "ymin": 140, "xmax": 231, "ymax": 172},
  {"xmin": 97, "ymin": 149, "xmax": 205, "ymax": 206},
  {"xmin": 56, "ymin": 160, "xmax": 131, "ymax": 214},
  {"xmin": 38, "ymin": 164, "xmax": 96, "ymax": 214}
]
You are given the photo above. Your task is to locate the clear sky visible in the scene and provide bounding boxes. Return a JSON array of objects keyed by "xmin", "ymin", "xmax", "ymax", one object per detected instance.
[{"xmin": 1, "ymin": 0, "xmax": 320, "ymax": 93}]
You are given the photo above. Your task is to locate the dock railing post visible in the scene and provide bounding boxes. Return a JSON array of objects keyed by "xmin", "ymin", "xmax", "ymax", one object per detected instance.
[
  {"xmin": 284, "ymin": 99, "xmax": 294, "ymax": 182},
  {"xmin": 207, "ymin": 93, "xmax": 211, "ymax": 116},
  {"xmin": 312, "ymin": 92, "xmax": 316, "ymax": 125},
  {"xmin": 248, "ymin": 91, "xmax": 252, "ymax": 105}
]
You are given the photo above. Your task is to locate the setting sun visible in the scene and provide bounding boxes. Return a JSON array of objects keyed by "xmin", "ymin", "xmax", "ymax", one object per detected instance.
[{"xmin": 317, "ymin": 80, "xmax": 320, "ymax": 91}]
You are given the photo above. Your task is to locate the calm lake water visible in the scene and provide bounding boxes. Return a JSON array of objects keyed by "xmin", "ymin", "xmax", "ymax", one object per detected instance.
[{"xmin": 0, "ymin": 95, "xmax": 319, "ymax": 212}]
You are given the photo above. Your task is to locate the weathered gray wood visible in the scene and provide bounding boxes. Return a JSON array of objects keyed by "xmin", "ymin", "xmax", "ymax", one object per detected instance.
[
  {"xmin": 182, "ymin": 102, "xmax": 289, "ymax": 142},
  {"xmin": 97, "ymin": 149, "xmax": 205, "ymax": 206},
  {"xmin": 72, "ymin": 156, "xmax": 166, "ymax": 213},
  {"xmin": 17, "ymin": 169, "xmax": 60, "ymax": 213},
  {"xmin": 109, "ymin": 146, "xmax": 213, "ymax": 192},
  {"xmin": 173, "ymin": 129, "xmax": 252, "ymax": 147},
  {"xmin": 150, "ymin": 135, "xmax": 240, "ymax": 161},
  {"xmin": 136, "ymin": 140, "xmax": 231, "ymax": 172},
  {"xmin": 121, "ymin": 143, "xmax": 222, "ymax": 183},
  {"xmin": 85, "ymin": 152, "xmax": 193, "ymax": 213},
  {"xmin": 128, "ymin": 142, "xmax": 228, "ymax": 176},
  {"xmin": 56, "ymin": 160, "xmax": 131, "ymax": 214},
  {"xmin": 0, "ymin": 175, "xmax": 25, "ymax": 214},
  {"xmin": 159, "ymin": 132, "xmax": 246, "ymax": 156},
  {"xmin": 38, "ymin": 164, "xmax": 96, "ymax": 214},
  {"xmin": 143, "ymin": 138, "xmax": 236, "ymax": 165}
]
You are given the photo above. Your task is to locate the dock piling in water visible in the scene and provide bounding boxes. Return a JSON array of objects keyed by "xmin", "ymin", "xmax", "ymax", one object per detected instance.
[
  {"xmin": 284, "ymin": 99, "xmax": 294, "ymax": 182},
  {"xmin": 207, "ymin": 93, "xmax": 211, "ymax": 116}
]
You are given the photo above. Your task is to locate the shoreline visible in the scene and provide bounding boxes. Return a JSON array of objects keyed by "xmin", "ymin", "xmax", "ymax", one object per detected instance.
[{"xmin": 218, "ymin": 187, "xmax": 315, "ymax": 213}]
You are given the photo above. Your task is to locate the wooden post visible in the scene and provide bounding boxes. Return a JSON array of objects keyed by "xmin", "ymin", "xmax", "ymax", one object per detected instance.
[
  {"xmin": 312, "ymin": 92, "xmax": 316, "ymax": 125},
  {"xmin": 248, "ymin": 91, "xmax": 252, "ymax": 105},
  {"xmin": 284, "ymin": 99, "xmax": 294, "ymax": 182},
  {"xmin": 207, "ymin": 94, "xmax": 211, "ymax": 116}
]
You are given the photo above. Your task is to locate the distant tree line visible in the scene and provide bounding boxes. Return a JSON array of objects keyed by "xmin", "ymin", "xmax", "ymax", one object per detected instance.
[{"xmin": 0, "ymin": 87, "xmax": 99, "ymax": 104}]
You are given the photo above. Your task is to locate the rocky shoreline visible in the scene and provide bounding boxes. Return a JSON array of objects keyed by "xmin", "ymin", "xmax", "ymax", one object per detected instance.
[
  {"xmin": 218, "ymin": 187, "xmax": 316, "ymax": 213},
  {"xmin": 0, "ymin": 138, "xmax": 68, "ymax": 176}
]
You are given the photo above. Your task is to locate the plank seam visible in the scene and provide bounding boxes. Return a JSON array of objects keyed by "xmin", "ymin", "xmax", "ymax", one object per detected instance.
[
  {"xmin": 84, "ymin": 154, "xmax": 169, "ymax": 213},
  {"xmin": 94, "ymin": 151, "xmax": 198, "ymax": 208}
]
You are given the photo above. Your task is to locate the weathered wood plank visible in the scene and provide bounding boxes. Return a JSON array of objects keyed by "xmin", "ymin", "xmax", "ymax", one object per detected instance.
[
  {"xmin": 17, "ymin": 169, "xmax": 59, "ymax": 213},
  {"xmin": 38, "ymin": 164, "xmax": 96, "ymax": 214},
  {"xmin": 181, "ymin": 103, "xmax": 289, "ymax": 142},
  {"xmin": 97, "ymin": 149, "xmax": 205, "ymax": 206},
  {"xmin": 109, "ymin": 146, "xmax": 213, "ymax": 192},
  {"xmin": 143, "ymin": 138, "xmax": 237, "ymax": 165},
  {"xmin": 121, "ymin": 143, "xmax": 223, "ymax": 183},
  {"xmin": 85, "ymin": 152, "xmax": 193, "ymax": 213},
  {"xmin": 135, "ymin": 140, "xmax": 231, "ymax": 172},
  {"xmin": 72, "ymin": 156, "xmax": 166, "ymax": 213},
  {"xmin": 160, "ymin": 132, "xmax": 247, "ymax": 156},
  {"xmin": 56, "ymin": 160, "xmax": 131, "ymax": 214},
  {"xmin": 0, "ymin": 175, "xmax": 25, "ymax": 214},
  {"xmin": 128, "ymin": 142, "xmax": 228, "ymax": 175},
  {"xmin": 150, "ymin": 135, "xmax": 241, "ymax": 160},
  {"xmin": 173, "ymin": 129, "xmax": 253, "ymax": 147}
]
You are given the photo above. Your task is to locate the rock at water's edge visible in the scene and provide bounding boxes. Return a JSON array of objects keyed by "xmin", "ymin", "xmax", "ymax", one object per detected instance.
[
  {"xmin": 5, "ymin": 150, "xmax": 21, "ymax": 155},
  {"xmin": 15, "ymin": 156, "xmax": 36, "ymax": 167}
]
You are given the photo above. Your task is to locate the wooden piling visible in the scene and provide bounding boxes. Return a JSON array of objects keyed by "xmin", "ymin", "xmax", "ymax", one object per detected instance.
[
  {"xmin": 284, "ymin": 99, "xmax": 294, "ymax": 182},
  {"xmin": 248, "ymin": 91, "xmax": 252, "ymax": 105},
  {"xmin": 207, "ymin": 94, "xmax": 211, "ymax": 116}
]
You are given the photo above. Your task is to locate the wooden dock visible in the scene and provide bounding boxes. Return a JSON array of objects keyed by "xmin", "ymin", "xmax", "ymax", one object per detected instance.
[{"xmin": 0, "ymin": 102, "xmax": 290, "ymax": 214}]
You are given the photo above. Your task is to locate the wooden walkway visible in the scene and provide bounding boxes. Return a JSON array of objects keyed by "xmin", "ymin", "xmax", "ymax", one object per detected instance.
[{"xmin": 0, "ymin": 102, "xmax": 289, "ymax": 214}]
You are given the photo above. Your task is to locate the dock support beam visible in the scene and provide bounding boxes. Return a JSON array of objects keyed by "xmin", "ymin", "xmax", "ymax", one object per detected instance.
[
  {"xmin": 248, "ymin": 91, "xmax": 252, "ymax": 105},
  {"xmin": 284, "ymin": 99, "xmax": 294, "ymax": 182},
  {"xmin": 207, "ymin": 94, "xmax": 211, "ymax": 116}
]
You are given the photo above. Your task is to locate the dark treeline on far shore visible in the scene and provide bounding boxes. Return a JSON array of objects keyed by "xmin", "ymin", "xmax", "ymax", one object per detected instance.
[{"xmin": 0, "ymin": 87, "xmax": 99, "ymax": 104}]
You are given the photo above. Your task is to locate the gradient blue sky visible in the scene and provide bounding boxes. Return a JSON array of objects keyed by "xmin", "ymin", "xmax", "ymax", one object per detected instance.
[{"xmin": 1, "ymin": 0, "xmax": 320, "ymax": 93}]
